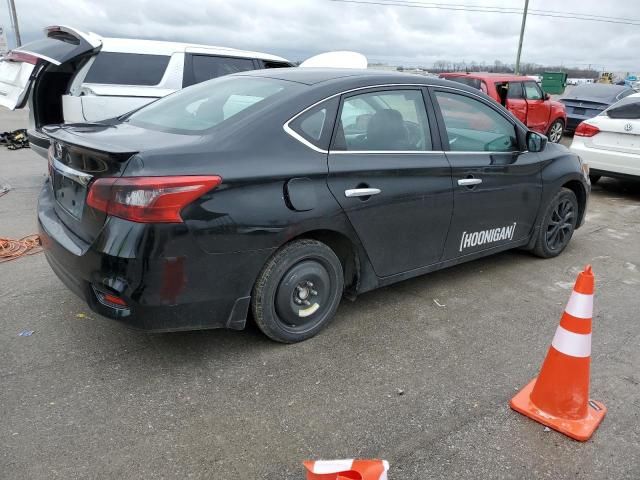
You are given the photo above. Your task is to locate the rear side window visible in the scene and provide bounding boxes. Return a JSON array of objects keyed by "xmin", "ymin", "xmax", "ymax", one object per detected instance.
[
  {"xmin": 506, "ymin": 82, "xmax": 524, "ymax": 99},
  {"xmin": 605, "ymin": 96, "xmax": 640, "ymax": 119},
  {"xmin": 84, "ymin": 52, "xmax": 170, "ymax": 86},
  {"xmin": 446, "ymin": 77, "xmax": 488, "ymax": 94},
  {"xmin": 188, "ymin": 55, "xmax": 256, "ymax": 86}
]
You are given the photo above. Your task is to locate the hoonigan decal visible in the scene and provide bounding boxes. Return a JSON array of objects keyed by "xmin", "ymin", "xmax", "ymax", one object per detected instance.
[{"xmin": 459, "ymin": 223, "xmax": 517, "ymax": 252}]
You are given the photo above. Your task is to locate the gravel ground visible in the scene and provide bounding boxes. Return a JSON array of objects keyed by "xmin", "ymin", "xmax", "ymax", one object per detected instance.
[{"xmin": 1, "ymin": 108, "xmax": 639, "ymax": 479}]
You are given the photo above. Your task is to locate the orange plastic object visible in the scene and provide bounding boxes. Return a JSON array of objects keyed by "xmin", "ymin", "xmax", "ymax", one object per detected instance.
[
  {"xmin": 510, "ymin": 265, "xmax": 606, "ymax": 441},
  {"xmin": 304, "ymin": 459, "xmax": 389, "ymax": 480}
]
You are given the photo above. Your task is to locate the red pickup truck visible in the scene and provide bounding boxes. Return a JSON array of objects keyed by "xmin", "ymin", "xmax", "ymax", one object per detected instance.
[{"xmin": 439, "ymin": 73, "xmax": 567, "ymax": 143}]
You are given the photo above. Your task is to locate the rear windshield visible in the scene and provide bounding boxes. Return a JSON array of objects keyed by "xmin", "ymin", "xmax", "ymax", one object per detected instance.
[
  {"xmin": 127, "ymin": 76, "xmax": 297, "ymax": 133},
  {"xmin": 605, "ymin": 96, "xmax": 640, "ymax": 119},
  {"xmin": 567, "ymin": 84, "xmax": 631, "ymax": 101},
  {"xmin": 84, "ymin": 52, "xmax": 170, "ymax": 86}
]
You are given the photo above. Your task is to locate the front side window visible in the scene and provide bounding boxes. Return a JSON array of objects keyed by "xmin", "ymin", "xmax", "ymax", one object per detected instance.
[
  {"xmin": 335, "ymin": 90, "xmax": 431, "ymax": 151},
  {"xmin": 127, "ymin": 76, "xmax": 296, "ymax": 133},
  {"xmin": 84, "ymin": 52, "xmax": 170, "ymax": 86},
  {"xmin": 190, "ymin": 55, "xmax": 256, "ymax": 85},
  {"xmin": 524, "ymin": 81, "xmax": 543, "ymax": 100},
  {"xmin": 434, "ymin": 91, "xmax": 518, "ymax": 152}
]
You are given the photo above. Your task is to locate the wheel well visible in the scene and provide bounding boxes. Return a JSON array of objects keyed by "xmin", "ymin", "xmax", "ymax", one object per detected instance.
[
  {"xmin": 292, "ymin": 230, "xmax": 359, "ymax": 297},
  {"xmin": 562, "ymin": 180, "xmax": 586, "ymax": 225}
]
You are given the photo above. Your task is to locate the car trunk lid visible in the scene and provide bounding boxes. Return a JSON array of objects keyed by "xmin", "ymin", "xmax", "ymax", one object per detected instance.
[
  {"xmin": 587, "ymin": 117, "xmax": 640, "ymax": 154},
  {"xmin": 0, "ymin": 25, "xmax": 101, "ymax": 110}
]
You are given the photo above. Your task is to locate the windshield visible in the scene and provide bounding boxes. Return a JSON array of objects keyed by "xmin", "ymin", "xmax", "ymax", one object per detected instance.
[{"xmin": 127, "ymin": 76, "xmax": 296, "ymax": 133}]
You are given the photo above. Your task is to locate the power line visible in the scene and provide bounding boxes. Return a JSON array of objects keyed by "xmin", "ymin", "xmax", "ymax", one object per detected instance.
[
  {"xmin": 328, "ymin": 0, "xmax": 640, "ymax": 26},
  {"xmin": 379, "ymin": 0, "xmax": 640, "ymax": 24}
]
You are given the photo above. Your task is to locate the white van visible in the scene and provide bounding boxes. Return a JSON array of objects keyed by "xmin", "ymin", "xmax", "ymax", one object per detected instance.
[{"xmin": 0, "ymin": 25, "xmax": 293, "ymax": 157}]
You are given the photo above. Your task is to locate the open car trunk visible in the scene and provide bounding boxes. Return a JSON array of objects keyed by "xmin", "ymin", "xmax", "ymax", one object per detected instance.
[{"xmin": 0, "ymin": 26, "xmax": 101, "ymax": 153}]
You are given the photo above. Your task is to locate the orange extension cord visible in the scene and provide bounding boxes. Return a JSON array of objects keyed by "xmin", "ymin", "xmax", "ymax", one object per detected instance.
[{"xmin": 0, "ymin": 235, "xmax": 43, "ymax": 263}]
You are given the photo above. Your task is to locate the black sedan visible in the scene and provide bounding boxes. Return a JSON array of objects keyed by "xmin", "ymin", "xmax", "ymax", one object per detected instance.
[
  {"xmin": 561, "ymin": 83, "xmax": 634, "ymax": 132},
  {"xmin": 39, "ymin": 68, "xmax": 590, "ymax": 342}
]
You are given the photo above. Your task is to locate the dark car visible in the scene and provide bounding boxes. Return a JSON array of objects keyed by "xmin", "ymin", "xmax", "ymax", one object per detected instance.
[
  {"xmin": 561, "ymin": 83, "xmax": 634, "ymax": 132},
  {"xmin": 38, "ymin": 68, "xmax": 590, "ymax": 343}
]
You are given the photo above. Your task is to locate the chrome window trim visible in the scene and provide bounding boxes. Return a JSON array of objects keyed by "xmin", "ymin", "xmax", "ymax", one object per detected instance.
[
  {"xmin": 331, "ymin": 150, "xmax": 444, "ymax": 155},
  {"xmin": 283, "ymin": 83, "xmax": 511, "ymax": 154}
]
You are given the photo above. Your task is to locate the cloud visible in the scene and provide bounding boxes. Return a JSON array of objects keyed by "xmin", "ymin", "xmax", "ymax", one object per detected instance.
[{"xmin": 1, "ymin": 0, "xmax": 638, "ymax": 71}]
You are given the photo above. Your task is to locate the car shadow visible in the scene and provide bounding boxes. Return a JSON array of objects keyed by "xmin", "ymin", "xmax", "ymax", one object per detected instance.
[{"xmin": 592, "ymin": 177, "xmax": 640, "ymax": 200}]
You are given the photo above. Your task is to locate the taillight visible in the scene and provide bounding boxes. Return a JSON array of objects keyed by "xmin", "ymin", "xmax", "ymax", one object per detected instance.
[
  {"xmin": 86, "ymin": 176, "xmax": 222, "ymax": 223},
  {"xmin": 575, "ymin": 122, "xmax": 600, "ymax": 137}
]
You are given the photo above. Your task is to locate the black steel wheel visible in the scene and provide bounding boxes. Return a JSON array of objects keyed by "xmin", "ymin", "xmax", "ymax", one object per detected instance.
[
  {"xmin": 532, "ymin": 188, "xmax": 579, "ymax": 258},
  {"xmin": 251, "ymin": 239, "xmax": 344, "ymax": 343},
  {"xmin": 547, "ymin": 119, "xmax": 564, "ymax": 144}
]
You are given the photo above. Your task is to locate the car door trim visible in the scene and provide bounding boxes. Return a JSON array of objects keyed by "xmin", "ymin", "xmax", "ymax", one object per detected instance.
[{"xmin": 283, "ymin": 83, "xmax": 501, "ymax": 154}]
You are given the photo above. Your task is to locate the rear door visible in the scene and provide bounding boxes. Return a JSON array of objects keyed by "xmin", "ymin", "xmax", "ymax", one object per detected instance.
[
  {"xmin": 0, "ymin": 26, "xmax": 100, "ymax": 110},
  {"xmin": 523, "ymin": 80, "xmax": 551, "ymax": 133},
  {"xmin": 327, "ymin": 87, "xmax": 453, "ymax": 277},
  {"xmin": 505, "ymin": 82, "xmax": 527, "ymax": 123},
  {"xmin": 430, "ymin": 88, "xmax": 542, "ymax": 261}
]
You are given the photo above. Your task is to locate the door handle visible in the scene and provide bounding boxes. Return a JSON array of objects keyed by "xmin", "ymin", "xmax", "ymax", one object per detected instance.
[
  {"xmin": 457, "ymin": 178, "xmax": 482, "ymax": 187},
  {"xmin": 344, "ymin": 187, "xmax": 381, "ymax": 198}
]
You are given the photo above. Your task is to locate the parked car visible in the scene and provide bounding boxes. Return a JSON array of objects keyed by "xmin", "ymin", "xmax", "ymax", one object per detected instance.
[
  {"xmin": 439, "ymin": 72, "xmax": 567, "ymax": 143},
  {"xmin": 38, "ymin": 68, "xmax": 590, "ymax": 342},
  {"xmin": 0, "ymin": 25, "xmax": 293, "ymax": 157},
  {"xmin": 570, "ymin": 93, "xmax": 640, "ymax": 182},
  {"xmin": 560, "ymin": 83, "xmax": 634, "ymax": 133}
]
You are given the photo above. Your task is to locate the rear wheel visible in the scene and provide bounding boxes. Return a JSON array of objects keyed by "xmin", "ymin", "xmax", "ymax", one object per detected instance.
[
  {"xmin": 547, "ymin": 119, "xmax": 564, "ymax": 143},
  {"xmin": 532, "ymin": 188, "xmax": 579, "ymax": 258},
  {"xmin": 251, "ymin": 239, "xmax": 344, "ymax": 343},
  {"xmin": 589, "ymin": 174, "xmax": 601, "ymax": 184}
]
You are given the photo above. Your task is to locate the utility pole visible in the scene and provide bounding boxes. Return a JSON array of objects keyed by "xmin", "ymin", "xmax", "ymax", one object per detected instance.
[
  {"xmin": 515, "ymin": 0, "xmax": 529, "ymax": 75},
  {"xmin": 7, "ymin": 0, "xmax": 22, "ymax": 47}
]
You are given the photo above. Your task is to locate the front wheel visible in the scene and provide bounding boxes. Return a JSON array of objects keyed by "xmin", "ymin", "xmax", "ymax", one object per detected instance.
[
  {"xmin": 251, "ymin": 239, "xmax": 344, "ymax": 343},
  {"xmin": 547, "ymin": 119, "xmax": 564, "ymax": 143},
  {"xmin": 532, "ymin": 188, "xmax": 579, "ymax": 258}
]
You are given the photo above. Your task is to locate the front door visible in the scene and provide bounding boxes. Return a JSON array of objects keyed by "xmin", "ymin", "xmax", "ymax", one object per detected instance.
[
  {"xmin": 523, "ymin": 80, "xmax": 551, "ymax": 133},
  {"xmin": 327, "ymin": 87, "xmax": 453, "ymax": 277},
  {"xmin": 430, "ymin": 89, "xmax": 543, "ymax": 260}
]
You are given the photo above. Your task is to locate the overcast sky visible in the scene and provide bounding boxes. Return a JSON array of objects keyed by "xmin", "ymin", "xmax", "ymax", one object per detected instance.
[{"xmin": 2, "ymin": 0, "xmax": 639, "ymax": 71}]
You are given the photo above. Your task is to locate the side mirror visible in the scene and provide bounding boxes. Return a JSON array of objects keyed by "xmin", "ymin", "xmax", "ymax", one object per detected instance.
[
  {"xmin": 544, "ymin": 92, "xmax": 551, "ymax": 100},
  {"xmin": 527, "ymin": 131, "xmax": 548, "ymax": 152}
]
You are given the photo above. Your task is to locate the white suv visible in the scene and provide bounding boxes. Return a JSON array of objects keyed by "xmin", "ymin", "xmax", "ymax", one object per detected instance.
[{"xmin": 0, "ymin": 25, "xmax": 292, "ymax": 157}]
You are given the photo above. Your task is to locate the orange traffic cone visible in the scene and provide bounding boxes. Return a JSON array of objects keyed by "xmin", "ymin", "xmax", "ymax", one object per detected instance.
[
  {"xmin": 510, "ymin": 265, "xmax": 606, "ymax": 441},
  {"xmin": 303, "ymin": 459, "xmax": 389, "ymax": 480}
]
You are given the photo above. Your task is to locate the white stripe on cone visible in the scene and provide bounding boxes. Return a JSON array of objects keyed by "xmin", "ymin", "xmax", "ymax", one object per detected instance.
[
  {"xmin": 564, "ymin": 291, "xmax": 593, "ymax": 319},
  {"xmin": 551, "ymin": 325, "xmax": 592, "ymax": 358},
  {"xmin": 308, "ymin": 459, "xmax": 354, "ymax": 474}
]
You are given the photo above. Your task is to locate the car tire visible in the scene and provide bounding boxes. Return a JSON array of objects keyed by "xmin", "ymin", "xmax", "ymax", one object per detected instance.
[
  {"xmin": 547, "ymin": 119, "xmax": 564, "ymax": 143},
  {"xmin": 251, "ymin": 239, "xmax": 344, "ymax": 343},
  {"xmin": 589, "ymin": 174, "xmax": 601, "ymax": 184},
  {"xmin": 532, "ymin": 187, "xmax": 579, "ymax": 258}
]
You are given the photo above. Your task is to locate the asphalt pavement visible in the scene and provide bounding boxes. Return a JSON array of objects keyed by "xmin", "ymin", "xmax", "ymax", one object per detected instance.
[{"xmin": 1, "ymin": 108, "xmax": 639, "ymax": 479}]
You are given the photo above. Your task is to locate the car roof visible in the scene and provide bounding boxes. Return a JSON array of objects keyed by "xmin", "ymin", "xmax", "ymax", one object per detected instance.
[
  {"xmin": 99, "ymin": 36, "xmax": 289, "ymax": 62},
  {"xmin": 441, "ymin": 72, "xmax": 537, "ymax": 83},
  {"xmin": 233, "ymin": 67, "xmax": 456, "ymax": 87}
]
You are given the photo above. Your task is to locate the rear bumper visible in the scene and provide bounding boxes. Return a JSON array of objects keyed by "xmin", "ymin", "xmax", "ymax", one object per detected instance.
[
  {"xmin": 570, "ymin": 139, "xmax": 640, "ymax": 178},
  {"xmin": 38, "ymin": 182, "xmax": 274, "ymax": 332}
]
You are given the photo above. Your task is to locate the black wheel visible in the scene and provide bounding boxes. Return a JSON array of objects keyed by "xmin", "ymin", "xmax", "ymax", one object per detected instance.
[
  {"xmin": 532, "ymin": 188, "xmax": 579, "ymax": 258},
  {"xmin": 547, "ymin": 119, "xmax": 564, "ymax": 143},
  {"xmin": 251, "ymin": 239, "xmax": 344, "ymax": 343},
  {"xmin": 589, "ymin": 174, "xmax": 601, "ymax": 184}
]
